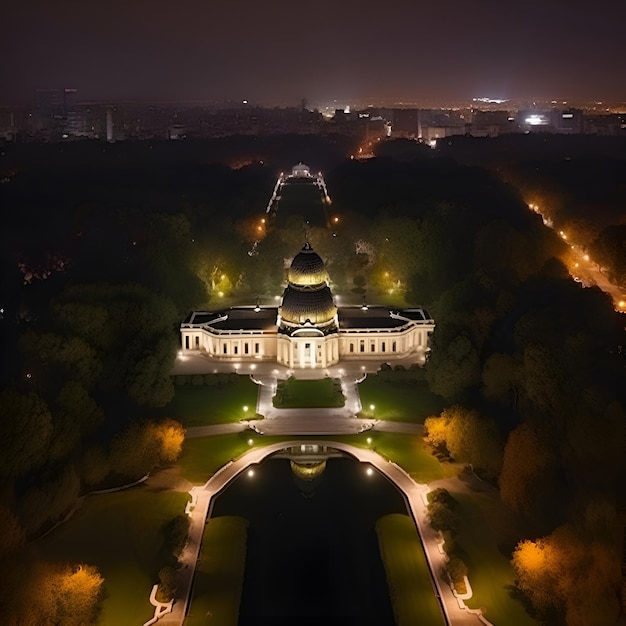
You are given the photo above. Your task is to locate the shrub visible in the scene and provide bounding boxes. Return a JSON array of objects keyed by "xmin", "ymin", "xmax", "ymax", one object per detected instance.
[
  {"xmin": 163, "ymin": 515, "xmax": 190, "ymax": 557},
  {"xmin": 156, "ymin": 565, "xmax": 177, "ymax": 602},
  {"xmin": 447, "ymin": 554, "xmax": 468, "ymax": 594},
  {"xmin": 428, "ymin": 501, "xmax": 458, "ymax": 532}
]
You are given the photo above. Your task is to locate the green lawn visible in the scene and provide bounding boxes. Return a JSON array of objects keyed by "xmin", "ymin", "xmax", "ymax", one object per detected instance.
[
  {"xmin": 159, "ymin": 377, "xmax": 259, "ymax": 427},
  {"xmin": 273, "ymin": 377, "xmax": 345, "ymax": 408},
  {"xmin": 376, "ymin": 514, "xmax": 446, "ymax": 626},
  {"xmin": 358, "ymin": 376, "xmax": 445, "ymax": 422},
  {"xmin": 368, "ymin": 432, "xmax": 458, "ymax": 483},
  {"xmin": 179, "ymin": 431, "xmax": 454, "ymax": 486},
  {"xmin": 35, "ymin": 487, "xmax": 190, "ymax": 626},
  {"xmin": 186, "ymin": 516, "xmax": 249, "ymax": 626},
  {"xmin": 179, "ymin": 433, "xmax": 295, "ymax": 484},
  {"xmin": 451, "ymin": 491, "xmax": 539, "ymax": 626}
]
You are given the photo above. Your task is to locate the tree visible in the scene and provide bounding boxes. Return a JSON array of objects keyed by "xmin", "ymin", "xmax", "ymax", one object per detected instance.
[
  {"xmin": 481, "ymin": 352, "xmax": 519, "ymax": 407},
  {"xmin": 0, "ymin": 508, "xmax": 25, "ymax": 559},
  {"xmin": 12, "ymin": 561, "xmax": 104, "ymax": 626},
  {"xmin": 49, "ymin": 381, "xmax": 103, "ymax": 462},
  {"xmin": 0, "ymin": 388, "xmax": 53, "ymax": 478},
  {"xmin": 17, "ymin": 465, "xmax": 81, "ymax": 536},
  {"xmin": 424, "ymin": 407, "xmax": 502, "ymax": 479},
  {"xmin": 498, "ymin": 423, "xmax": 561, "ymax": 527},
  {"xmin": 79, "ymin": 446, "xmax": 110, "ymax": 487},
  {"xmin": 109, "ymin": 421, "xmax": 159, "ymax": 479},
  {"xmin": 151, "ymin": 419, "xmax": 185, "ymax": 464},
  {"xmin": 512, "ymin": 524, "xmax": 621, "ymax": 626},
  {"xmin": 441, "ymin": 406, "xmax": 503, "ymax": 479},
  {"xmin": 425, "ymin": 332, "xmax": 481, "ymax": 401}
]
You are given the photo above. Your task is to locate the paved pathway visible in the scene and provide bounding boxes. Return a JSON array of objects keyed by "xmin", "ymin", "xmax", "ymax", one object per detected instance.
[
  {"xmin": 160, "ymin": 440, "xmax": 482, "ymax": 626},
  {"xmin": 158, "ymin": 365, "xmax": 485, "ymax": 625}
]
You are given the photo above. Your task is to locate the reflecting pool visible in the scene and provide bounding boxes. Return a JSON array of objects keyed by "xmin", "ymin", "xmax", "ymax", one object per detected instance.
[{"xmin": 210, "ymin": 449, "xmax": 408, "ymax": 624}]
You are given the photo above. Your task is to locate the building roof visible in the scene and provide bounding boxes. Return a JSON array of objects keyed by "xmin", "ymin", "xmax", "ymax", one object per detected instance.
[
  {"xmin": 337, "ymin": 306, "xmax": 433, "ymax": 329},
  {"xmin": 182, "ymin": 307, "xmax": 278, "ymax": 332},
  {"xmin": 280, "ymin": 243, "xmax": 337, "ymax": 327},
  {"xmin": 287, "ymin": 242, "xmax": 329, "ymax": 286},
  {"xmin": 280, "ymin": 285, "xmax": 337, "ymax": 326}
]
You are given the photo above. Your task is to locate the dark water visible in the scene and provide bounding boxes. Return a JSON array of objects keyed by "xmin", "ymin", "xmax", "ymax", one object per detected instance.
[{"xmin": 211, "ymin": 454, "xmax": 408, "ymax": 626}]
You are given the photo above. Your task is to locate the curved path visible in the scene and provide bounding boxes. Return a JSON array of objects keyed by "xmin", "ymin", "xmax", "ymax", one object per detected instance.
[{"xmin": 159, "ymin": 440, "xmax": 483, "ymax": 626}]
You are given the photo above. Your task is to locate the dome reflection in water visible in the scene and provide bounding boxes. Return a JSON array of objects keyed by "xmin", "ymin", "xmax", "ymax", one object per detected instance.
[{"xmin": 210, "ymin": 445, "xmax": 407, "ymax": 624}]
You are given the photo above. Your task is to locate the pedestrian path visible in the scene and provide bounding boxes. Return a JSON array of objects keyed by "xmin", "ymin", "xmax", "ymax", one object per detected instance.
[{"xmin": 159, "ymin": 440, "xmax": 483, "ymax": 626}]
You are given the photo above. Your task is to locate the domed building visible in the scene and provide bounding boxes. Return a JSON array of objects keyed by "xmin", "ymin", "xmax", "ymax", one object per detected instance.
[{"xmin": 180, "ymin": 243, "xmax": 435, "ymax": 370}]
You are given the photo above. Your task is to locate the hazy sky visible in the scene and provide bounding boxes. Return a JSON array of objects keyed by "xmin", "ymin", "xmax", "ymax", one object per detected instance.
[{"xmin": 2, "ymin": 0, "xmax": 625, "ymax": 105}]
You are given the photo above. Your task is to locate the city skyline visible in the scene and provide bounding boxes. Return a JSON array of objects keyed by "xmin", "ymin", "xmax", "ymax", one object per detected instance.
[{"xmin": 2, "ymin": 0, "xmax": 625, "ymax": 106}]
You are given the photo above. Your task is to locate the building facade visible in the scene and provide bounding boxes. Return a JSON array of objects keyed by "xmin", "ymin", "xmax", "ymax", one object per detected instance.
[{"xmin": 181, "ymin": 243, "xmax": 435, "ymax": 369}]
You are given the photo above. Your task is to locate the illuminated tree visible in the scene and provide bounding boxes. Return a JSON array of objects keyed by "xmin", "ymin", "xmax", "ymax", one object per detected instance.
[
  {"xmin": 11, "ymin": 561, "xmax": 105, "ymax": 626},
  {"xmin": 151, "ymin": 418, "xmax": 185, "ymax": 464},
  {"xmin": 499, "ymin": 423, "xmax": 561, "ymax": 526},
  {"xmin": 425, "ymin": 406, "xmax": 502, "ymax": 478},
  {"xmin": 512, "ymin": 524, "xmax": 621, "ymax": 626}
]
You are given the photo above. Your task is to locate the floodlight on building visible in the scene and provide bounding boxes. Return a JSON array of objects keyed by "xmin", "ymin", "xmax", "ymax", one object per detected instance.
[{"xmin": 525, "ymin": 114, "xmax": 548, "ymax": 126}]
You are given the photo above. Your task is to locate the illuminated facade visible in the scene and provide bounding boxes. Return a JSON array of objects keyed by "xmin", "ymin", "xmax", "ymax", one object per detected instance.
[{"xmin": 180, "ymin": 243, "xmax": 435, "ymax": 369}]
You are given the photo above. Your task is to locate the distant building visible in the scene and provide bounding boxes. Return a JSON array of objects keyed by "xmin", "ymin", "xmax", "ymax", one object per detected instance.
[
  {"xmin": 181, "ymin": 242, "xmax": 434, "ymax": 370},
  {"xmin": 33, "ymin": 88, "xmax": 81, "ymax": 138}
]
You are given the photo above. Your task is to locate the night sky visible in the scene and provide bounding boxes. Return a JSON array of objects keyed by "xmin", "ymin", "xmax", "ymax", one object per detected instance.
[{"xmin": 2, "ymin": 0, "xmax": 625, "ymax": 105}]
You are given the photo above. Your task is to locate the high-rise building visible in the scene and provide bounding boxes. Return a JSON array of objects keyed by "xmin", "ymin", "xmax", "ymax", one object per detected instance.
[{"xmin": 33, "ymin": 88, "xmax": 80, "ymax": 137}]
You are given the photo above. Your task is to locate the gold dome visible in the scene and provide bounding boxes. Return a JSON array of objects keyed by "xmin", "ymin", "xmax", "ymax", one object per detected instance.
[
  {"xmin": 287, "ymin": 243, "xmax": 329, "ymax": 287},
  {"xmin": 280, "ymin": 243, "xmax": 337, "ymax": 327}
]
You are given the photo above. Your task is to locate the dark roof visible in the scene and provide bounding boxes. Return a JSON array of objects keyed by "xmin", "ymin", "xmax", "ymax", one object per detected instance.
[
  {"xmin": 337, "ymin": 306, "xmax": 433, "ymax": 329},
  {"xmin": 183, "ymin": 307, "xmax": 278, "ymax": 331}
]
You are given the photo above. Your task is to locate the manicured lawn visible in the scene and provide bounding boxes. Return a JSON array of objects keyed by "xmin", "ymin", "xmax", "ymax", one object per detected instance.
[
  {"xmin": 178, "ymin": 433, "xmax": 292, "ymax": 484},
  {"xmin": 368, "ymin": 432, "xmax": 458, "ymax": 483},
  {"xmin": 273, "ymin": 377, "xmax": 345, "ymax": 408},
  {"xmin": 358, "ymin": 376, "xmax": 445, "ymax": 422},
  {"xmin": 376, "ymin": 514, "xmax": 446, "ymax": 626},
  {"xmin": 36, "ymin": 487, "xmax": 189, "ymax": 626},
  {"xmin": 160, "ymin": 378, "xmax": 259, "ymax": 427},
  {"xmin": 452, "ymin": 491, "xmax": 539, "ymax": 626},
  {"xmin": 180, "ymin": 431, "xmax": 455, "ymax": 486},
  {"xmin": 186, "ymin": 516, "xmax": 249, "ymax": 626}
]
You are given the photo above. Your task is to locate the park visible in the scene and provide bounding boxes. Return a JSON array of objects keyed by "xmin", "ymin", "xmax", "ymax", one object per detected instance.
[
  {"xmin": 37, "ymin": 366, "xmax": 540, "ymax": 626},
  {"xmin": 3, "ymin": 144, "xmax": 623, "ymax": 626}
]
